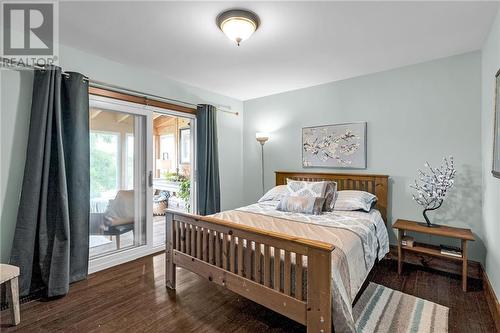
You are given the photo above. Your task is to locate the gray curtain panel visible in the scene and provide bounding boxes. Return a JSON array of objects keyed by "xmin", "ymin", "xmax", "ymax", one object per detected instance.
[
  {"xmin": 196, "ymin": 104, "xmax": 221, "ymax": 215},
  {"xmin": 10, "ymin": 67, "xmax": 90, "ymax": 298}
]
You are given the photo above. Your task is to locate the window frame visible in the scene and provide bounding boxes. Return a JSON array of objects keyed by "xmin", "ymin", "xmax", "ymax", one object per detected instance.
[{"xmin": 179, "ymin": 127, "xmax": 191, "ymax": 165}]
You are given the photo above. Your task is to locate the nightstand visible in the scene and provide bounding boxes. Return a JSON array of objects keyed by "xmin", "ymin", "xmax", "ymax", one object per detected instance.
[{"xmin": 393, "ymin": 219, "xmax": 475, "ymax": 292}]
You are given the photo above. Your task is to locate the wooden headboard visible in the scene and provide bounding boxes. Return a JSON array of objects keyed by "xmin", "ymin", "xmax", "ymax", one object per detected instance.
[{"xmin": 275, "ymin": 171, "xmax": 389, "ymax": 224}]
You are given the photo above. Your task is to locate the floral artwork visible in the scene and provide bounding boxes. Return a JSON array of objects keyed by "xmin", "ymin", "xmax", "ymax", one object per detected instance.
[{"xmin": 302, "ymin": 122, "xmax": 367, "ymax": 168}]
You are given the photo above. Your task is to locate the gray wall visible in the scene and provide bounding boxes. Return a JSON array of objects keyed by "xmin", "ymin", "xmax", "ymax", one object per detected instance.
[
  {"xmin": 243, "ymin": 52, "xmax": 485, "ymax": 262},
  {"xmin": 0, "ymin": 44, "xmax": 244, "ymax": 262},
  {"xmin": 0, "ymin": 70, "xmax": 34, "ymax": 264},
  {"xmin": 481, "ymin": 9, "xmax": 500, "ymax": 298}
]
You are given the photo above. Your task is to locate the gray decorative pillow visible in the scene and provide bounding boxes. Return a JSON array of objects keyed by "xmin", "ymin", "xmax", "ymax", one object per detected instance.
[
  {"xmin": 323, "ymin": 181, "xmax": 338, "ymax": 211},
  {"xmin": 286, "ymin": 179, "xmax": 328, "ymax": 198},
  {"xmin": 333, "ymin": 190, "xmax": 377, "ymax": 212},
  {"xmin": 276, "ymin": 196, "xmax": 325, "ymax": 215}
]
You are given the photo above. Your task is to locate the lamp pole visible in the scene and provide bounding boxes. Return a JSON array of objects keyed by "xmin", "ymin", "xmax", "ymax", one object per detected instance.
[
  {"xmin": 256, "ymin": 133, "xmax": 269, "ymax": 195},
  {"xmin": 260, "ymin": 142, "xmax": 265, "ymax": 194}
]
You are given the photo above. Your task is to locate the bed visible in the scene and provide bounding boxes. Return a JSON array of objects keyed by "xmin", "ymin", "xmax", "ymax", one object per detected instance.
[{"xmin": 165, "ymin": 171, "xmax": 389, "ymax": 333}]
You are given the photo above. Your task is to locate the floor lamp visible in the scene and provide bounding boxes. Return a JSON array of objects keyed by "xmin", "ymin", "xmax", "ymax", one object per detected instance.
[{"xmin": 256, "ymin": 132, "xmax": 269, "ymax": 195}]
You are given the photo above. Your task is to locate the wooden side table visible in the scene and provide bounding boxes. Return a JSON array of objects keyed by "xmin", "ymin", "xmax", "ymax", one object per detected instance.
[{"xmin": 393, "ymin": 219, "xmax": 475, "ymax": 292}]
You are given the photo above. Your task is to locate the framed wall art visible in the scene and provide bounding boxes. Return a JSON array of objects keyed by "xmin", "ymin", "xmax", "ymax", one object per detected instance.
[{"xmin": 302, "ymin": 122, "xmax": 367, "ymax": 169}]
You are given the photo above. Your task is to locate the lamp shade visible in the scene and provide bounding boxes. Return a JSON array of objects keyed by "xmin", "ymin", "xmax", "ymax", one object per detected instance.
[
  {"xmin": 156, "ymin": 159, "xmax": 171, "ymax": 170},
  {"xmin": 256, "ymin": 132, "xmax": 269, "ymax": 144}
]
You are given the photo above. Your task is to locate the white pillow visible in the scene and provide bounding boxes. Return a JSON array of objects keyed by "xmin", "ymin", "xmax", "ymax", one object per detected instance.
[
  {"xmin": 104, "ymin": 190, "xmax": 135, "ymax": 226},
  {"xmin": 258, "ymin": 185, "xmax": 288, "ymax": 203},
  {"xmin": 333, "ymin": 190, "xmax": 377, "ymax": 212}
]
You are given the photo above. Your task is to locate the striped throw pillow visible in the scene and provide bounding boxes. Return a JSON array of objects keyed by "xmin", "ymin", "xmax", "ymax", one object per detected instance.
[{"xmin": 323, "ymin": 181, "xmax": 338, "ymax": 211}]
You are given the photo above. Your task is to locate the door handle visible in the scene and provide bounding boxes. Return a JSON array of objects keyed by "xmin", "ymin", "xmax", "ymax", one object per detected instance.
[{"xmin": 148, "ymin": 171, "xmax": 153, "ymax": 187}]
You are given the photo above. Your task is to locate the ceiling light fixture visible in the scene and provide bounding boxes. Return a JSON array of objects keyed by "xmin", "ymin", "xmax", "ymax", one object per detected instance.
[{"xmin": 216, "ymin": 9, "xmax": 260, "ymax": 46}]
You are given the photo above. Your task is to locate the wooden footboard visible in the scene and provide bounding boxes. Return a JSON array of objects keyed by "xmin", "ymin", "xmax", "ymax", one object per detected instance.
[{"xmin": 165, "ymin": 210, "xmax": 335, "ymax": 333}]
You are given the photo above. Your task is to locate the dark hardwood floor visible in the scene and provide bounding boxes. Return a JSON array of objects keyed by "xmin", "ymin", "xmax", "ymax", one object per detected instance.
[{"xmin": 0, "ymin": 253, "xmax": 496, "ymax": 332}]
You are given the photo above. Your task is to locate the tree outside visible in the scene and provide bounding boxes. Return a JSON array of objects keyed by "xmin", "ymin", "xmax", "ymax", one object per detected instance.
[{"xmin": 90, "ymin": 132, "xmax": 119, "ymax": 199}]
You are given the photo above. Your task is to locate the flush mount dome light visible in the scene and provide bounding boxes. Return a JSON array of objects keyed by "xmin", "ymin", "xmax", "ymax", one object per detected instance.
[{"xmin": 216, "ymin": 9, "xmax": 260, "ymax": 46}]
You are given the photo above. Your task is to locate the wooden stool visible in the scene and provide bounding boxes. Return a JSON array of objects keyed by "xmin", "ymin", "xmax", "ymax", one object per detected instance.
[{"xmin": 0, "ymin": 264, "xmax": 20, "ymax": 325}]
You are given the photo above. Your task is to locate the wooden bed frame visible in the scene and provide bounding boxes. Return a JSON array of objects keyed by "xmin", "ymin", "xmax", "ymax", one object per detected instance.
[{"xmin": 165, "ymin": 171, "xmax": 389, "ymax": 333}]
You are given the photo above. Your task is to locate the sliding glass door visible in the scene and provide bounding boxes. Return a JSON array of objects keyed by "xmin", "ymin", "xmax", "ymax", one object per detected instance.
[{"xmin": 88, "ymin": 94, "xmax": 196, "ymax": 273}]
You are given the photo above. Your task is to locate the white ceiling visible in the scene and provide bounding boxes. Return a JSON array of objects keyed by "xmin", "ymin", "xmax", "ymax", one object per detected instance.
[{"xmin": 60, "ymin": 1, "xmax": 499, "ymax": 101}]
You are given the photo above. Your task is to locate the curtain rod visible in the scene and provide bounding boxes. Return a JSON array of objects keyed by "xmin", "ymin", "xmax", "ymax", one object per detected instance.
[{"xmin": 0, "ymin": 58, "xmax": 239, "ymax": 116}]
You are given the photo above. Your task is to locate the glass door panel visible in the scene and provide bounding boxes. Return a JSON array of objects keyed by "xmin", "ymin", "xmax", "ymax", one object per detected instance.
[
  {"xmin": 152, "ymin": 112, "xmax": 195, "ymax": 247},
  {"xmin": 89, "ymin": 106, "xmax": 147, "ymax": 258}
]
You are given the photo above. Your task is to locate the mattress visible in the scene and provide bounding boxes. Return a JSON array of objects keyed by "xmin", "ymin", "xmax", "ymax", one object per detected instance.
[{"xmin": 213, "ymin": 201, "xmax": 389, "ymax": 333}]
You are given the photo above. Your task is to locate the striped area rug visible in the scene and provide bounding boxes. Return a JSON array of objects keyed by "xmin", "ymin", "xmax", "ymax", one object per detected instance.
[{"xmin": 353, "ymin": 283, "xmax": 449, "ymax": 333}]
